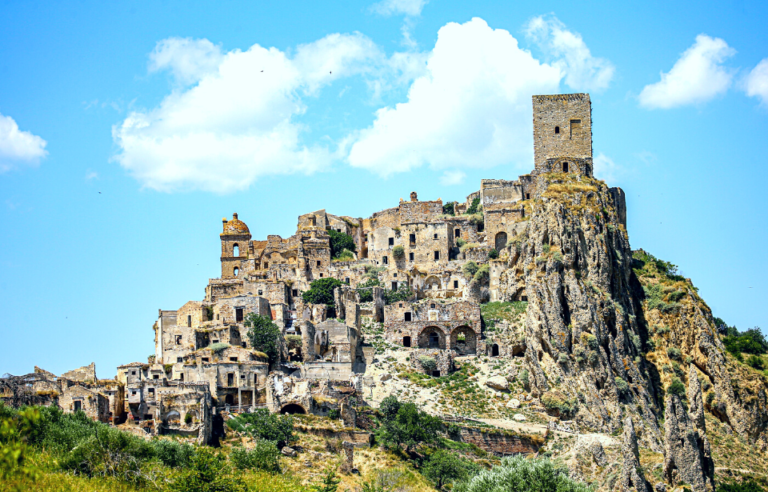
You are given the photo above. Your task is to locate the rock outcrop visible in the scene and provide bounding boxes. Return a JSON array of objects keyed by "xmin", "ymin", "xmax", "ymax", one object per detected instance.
[
  {"xmin": 663, "ymin": 391, "xmax": 714, "ymax": 492},
  {"xmin": 621, "ymin": 417, "xmax": 653, "ymax": 492}
]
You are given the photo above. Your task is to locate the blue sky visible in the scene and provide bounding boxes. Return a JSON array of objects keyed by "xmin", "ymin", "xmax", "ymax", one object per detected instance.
[{"xmin": 1, "ymin": 0, "xmax": 767, "ymax": 377}]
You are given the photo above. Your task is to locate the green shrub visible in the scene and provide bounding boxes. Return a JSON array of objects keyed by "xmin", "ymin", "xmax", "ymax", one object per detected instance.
[
  {"xmin": 170, "ymin": 447, "xmax": 246, "ymax": 492},
  {"xmin": 557, "ymin": 354, "xmax": 569, "ymax": 364},
  {"xmin": 422, "ymin": 449, "xmax": 479, "ymax": 490},
  {"xmin": 582, "ymin": 333, "xmax": 599, "ymax": 350},
  {"xmin": 357, "ymin": 277, "xmax": 380, "ymax": 303},
  {"xmin": 392, "ymin": 245, "xmax": 405, "ymax": 259},
  {"xmin": 184, "ymin": 412, "xmax": 193, "ymax": 424},
  {"xmin": 230, "ymin": 440, "xmax": 280, "ymax": 472},
  {"xmin": 615, "ymin": 377, "xmax": 630, "ymax": 396},
  {"xmin": 328, "ymin": 229, "xmax": 356, "ymax": 259},
  {"xmin": 244, "ymin": 313, "xmax": 281, "ymax": 364},
  {"xmin": 443, "ymin": 202, "xmax": 456, "ymax": 216},
  {"xmin": 667, "ymin": 377, "xmax": 686, "ymax": 397},
  {"xmin": 723, "ymin": 328, "xmax": 768, "ymax": 356},
  {"xmin": 717, "ymin": 480, "xmax": 764, "ymax": 492},
  {"xmin": 462, "ymin": 261, "xmax": 479, "ymax": 278},
  {"xmin": 328, "ymin": 409, "xmax": 340, "ymax": 420},
  {"xmin": 473, "ymin": 264, "xmax": 490, "ymax": 282},
  {"xmin": 541, "ymin": 392, "xmax": 578, "ymax": 418},
  {"xmin": 227, "ymin": 409, "xmax": 295, "ymax": 448},
  {"xmin": 453, "ymin": 455, "xmax": 591, "ymax": 492},
  {"xmin": 518, "ymin": 370, "xmax": 529, "ymax": 387},
  {"xmin": 302, "ymin": 278, "xmax": 343, "ymax": 307},
  {"xmin": 376, "ymin": 397, "xmax": 442, "ymax": 452},
  {"xmin": 384, "ymin": 283, "xmax": 413, "ymax": 305},
  {"xmin": 667, "ymin": 347, "xmax": 682, "ymax": 360},
  {"xmin": 488, "ymin": 249, "xmax": 499, "ymax": 259},
  {"xmin": 465, "ymin": 197, "xmax": 481, "ymax": 215},
  {"xmin": 334, "ymin": 249, "xmax": 355, "ymax": 261},
  {"xmin": 746, "ymin": 355, "xmax": 765, "ymax": 370},
  {"xmin": 419, "ymin": 356, "xmax": 437, "ymax": 372},
  {"xmin": 456, "ymin": 237, "xmax": 467, "ymax": 248},
  {"xmin": 210, "ymin": 342, "xmax": 230, "ymax": 353}
]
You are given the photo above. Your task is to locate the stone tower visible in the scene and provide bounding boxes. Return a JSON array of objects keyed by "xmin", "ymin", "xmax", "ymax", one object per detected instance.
[
  {"xmin": 220, "ymin": 213, "xmax": 251, "ymax": 279},
  {"xmin": 532, "ymin": 93, "xmax": 593, "ymax": 177}
]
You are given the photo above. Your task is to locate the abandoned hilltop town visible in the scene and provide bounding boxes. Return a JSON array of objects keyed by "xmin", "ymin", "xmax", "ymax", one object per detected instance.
[{"xmin": 7, "ymin": 94, "xmax": 620, "ymax": 441}]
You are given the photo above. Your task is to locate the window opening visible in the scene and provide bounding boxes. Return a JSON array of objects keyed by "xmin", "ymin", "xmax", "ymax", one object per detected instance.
[
  {"xmin": 433, "ymin": 234, "xmax": 438, "ymax": 239},
  {"xmin": 403, "ymin": 336, "xmax": 411, "ymax": 347},
  {"xmin": 175, "ymin": 335, "xmax": 182, "ymax": 345},
  {"xmin": 233, "ymin": 244, "xmax": 239, "ymax": 256},
  {"xmin": 317, "ymin": 260, "xmax": 321, "ymax": 267},
  {"xmin": 202, "ymin": 357, "xmax": 209, "ymax": 362},
  {"xmin": 555, "ymin": 126, "xmax": 560, "ymax": 134},
  {"xmin": 429, "ymin": 332, "xmax": 440, "ymax": 348},
  {"xmin": 230, "ymin": 357, "xmax": 238, "ymax": 362},
  {"xmin": 258, "ymin": 290, "xmax": 263, "ymax": 295},
  {"xmin": 292, "ymin": 289, "xmax": 298, "ymax": 297},
  {"xmin": 454, "ymin": 280, "xmax": 459, "ymax": 289},
  {"xmin": 404, "ymin": 312, "xmax": 411, "ymax": 321},
  {"xmin": 526, "ymin": 193, "xmax": 530, "ymax": 200},
  {"xmin": 388, "ymin": 237, "xmax": 394, "ymax": 246},
  {"xmin": 383, "ymin": 256, "xmax": 388, "ymax": 265},
  {"xmin": 491, "ymin": 344, "xmax": 500, "ymax": 357},
  {"xmin": 187, "ymin": 315, "xmax": 191, "ymax": 327},
  {"xmin": 233, "ymin": 267, "xmax": 239, "ymax": 277},
  {"xmin": 563, "ymin": 162, "xmax": 569, "ymax": 173},
  {"xmin": 74, "ymin": 401, "xmax": 81, "ymax": 411},
  {"xmin": 434, "ymin": 251, "xmax": 440, "ymax": 260},
  {"xmin": 431, "ymin": 303, "xmax": 436, "ymax": 308},
  {"xmin": 392, "ymin": 281, "xmax": 398, "ymax": 290},
  {"xmin": 227, "ymin": 373, "xmax": 234, "ymax": 386},
  {"xmin": 177, "ymin": 357, "xmax": 183, "ymax": 363},
  {"xmin": 236, "ymin": 308, "xmax": 243, "ymax": 322},
  {"xmin": 409, "ymin": 252, "xmax": 414, "ymax": 261},
  {"xmin": 409, "ymin": 234, "xmax": 416, "ymax": 244},
  {"xmin": 153, "ymin": 374, "xmax": 159, "ymax": 379}
]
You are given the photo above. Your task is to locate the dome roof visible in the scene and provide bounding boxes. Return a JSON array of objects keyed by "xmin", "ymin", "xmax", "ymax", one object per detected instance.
[{"xmin": 222, "ymin": 213, "xmax": 250, "ymax": 235}]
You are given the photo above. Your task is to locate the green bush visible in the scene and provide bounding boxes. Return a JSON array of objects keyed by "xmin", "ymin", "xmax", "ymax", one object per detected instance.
[
  {"xmin": 392, "ymin": 245, "xmax": 405, "ymax": 259},
  {"xmin": 227, "ymin": 409, "xmax": 295, "ymax": 448},
  {"xmin": 419, "ymin": 356, "xmax": 437, "ymax": 372},
  {"xmin": 453, "ymin": 455, "xmax": 591, "ymax": 492},
  {"xmin": 328, "ymin": 229, "xmax": 356, "ymax": 259},
  {"xmin": 376, "ymin": 397, "xmax": 442, "ymax": 452},
  {"xmin": 210, "ymin": 342, "xmax": 230, "ymax": 353},
  {"xmin": 384, "ymin": 283, "xmax": 413, "ymax": 305},
  {"xmin": 488, "ymin": 249, "xmax": 499, "ymax": 259},
  {"xmin": 244, "ymin": 313, "xmax": 282, "ymax": 364},
  {"xmin": 230, "ymin": 440, "xmax": 280, "ymax": 472},
  {"xmin": 302, "ymin": 278, "xmax": 343, "ymax": 307},
  {"xmin": 170, "ymin": 447, "xmax": 246, "ymax": 492},
  {"xmin": 615, "ymin": 377, "xmax": 630, "ymax": 396},
  {"xmin": 456, "ymin": 237, "xmax": 467, "ymax": 248},
  {"xmin": 334, "ymin": 249, "xmax": 355, "ymax": 261},
  {"xmin": 746, "ymin": 355, "xmax": 765, "ymax": 370},
  {"xmin": 473, "ymin": 264, "xmax": 490, "ymax": 282},
  {"xmin": 541, "ymin": 392, "xmax": 578, "ymax": 418},
  {"xmin": 717, "ymin": 480, "xmax": 764, "ymax": 492},
  {"xmin": 422, "ymin": 449, "xmax": 479, "ymax": 490},
  {"xmin": 667, "ymin": 377, "xmax": 686, "ymax": 397},
  {"xmin": 462, "ymin": 261, "xmax": 479, "ymax": 278},
  {"xmin": 328, "ymin": 409, "xmax": 340, "ymax": 420},
  {"xmin": 443, "ymin": 202, "xmax": 456, "ymax": 216},
  {"xmin": 465, "ymin": 197, "xmax": 481, "ymax": 215},
  {"xmin": 723, "ymin": 328, "xmax": 768, "ymax": 357},
  {"xmin": 582, "ymin": 333, "xmax": 599, "ymax": 350},
  {"xmin": 357, "ymin": 277, "xmax": 380, "ymax": 303},
  {"xmin": 518, "ymin": 370, "xmax": 529, "ymax": 388},
  {"xmin": 667, "ymin": 347, "xmax": 682, "ymax": 360}
]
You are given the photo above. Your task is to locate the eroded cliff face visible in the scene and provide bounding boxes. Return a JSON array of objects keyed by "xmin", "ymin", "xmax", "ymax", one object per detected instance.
[{"xmin": 495, "ymin": 172, "xmax": 768, "ymax": 457}]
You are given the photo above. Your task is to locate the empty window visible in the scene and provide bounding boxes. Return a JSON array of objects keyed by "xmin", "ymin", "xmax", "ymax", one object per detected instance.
[
  {"xmin": 433, "ymin": 233, "xmax": 438, "ymax": 239},
  {"xmin": 383, "ymin": 256, "xmax": 388, "ymax": 265},
  {"xmin": 258, "ymin": 290, "xmax": 262, "ymax": 295},
  {"xmin": 434, "ymin": 251, "xmax": 440, "ymax": 260},
  {"xmin": 227, "ymin": 373, "xmax": 234, "ymax": 386},
  {"xmin": 74, "ymin": 400, "xmax": 82, "ymax": 411},
  {"xmin": 555, "ymin": 126, "xmax": 560, "ymax": 134},
  {"xmin": 409, "ymin": 234, "xmax": 416, "ymax": 244},
  {"xmin": 241, "ymin": 342, "xmax": 246, "ymax": 348},
  {"xmin": 236, "ymin": 308, "xmax": 244, "ymax": 322},
  {"xmin": 175, "ymin": 335, "xmax": 182, "ymax": 345},
  {"xmin": 404, "ymin": 312, "xmax": 411, "ymax": 321},
  {"xmin": 233, "ymin": 267, "xmax": 239, "ymax": 277},
  {"xmin": 217, "ymin": 314, "xmax": 220, "ymax": 320},
  {"xmin": 345, "ymin": 277, "xmax": 349, "ymax": 283},
  {"xmin": 526, "ymin": 193, "xmax": 530, "ymax": 200},
  {"xmin": 202, "ymin": 357, "xmax": 209, "ymax": 362},
  {"xmin": 393, "ymin": 273, "xmax": 397, "ymax": 278},
  {"xmin": 403, "ymin": 336, "xmax": 411, "ymax": 347},
  {"xmin": 570, "ymin": 119, "xmax": 581, "ymax": 138},
  {"xmin": 179, "ymin": 373, "xmax": 184, "ymax": 381},
  {"xmin": 177, "ymin": 357, "xmax": 183, "ymax": 363},
  {"xmin": 431, "ymin": 303, "xmax": 436, "ymax": 308},
  {"xmin": 455, "ymin": 228, "xmax": 460, "ymax": 239},
  {"xmin": 409, "ymin": 252, "xmax": 414, "ymax": 261},
  {"xmin": 148, "ymin": 388, "xmax": 155, "ymax": 396},
  {"xmin": 131, "ymin": 371, "xmax": 136, "ymax": 376},
  {"xmin": 264, "ymin": 262, "xmax": 268, "ymax": 269},
  {"xmin": 153, "ymin": 374, "xmax": 159, "ymax": 379},
  {"xmin": 454, "ymin": 280, "xmax": 459, "ymax": 289},
  {"xmin": 337, "ymin": 228, "xmax": 341, "ymax": 232},
  {"xmin": 187, "ymin": 315, "xmax": 191, "ymax": 327},
  {"xmin": 317, "ymin": 260, "xmax": 321, "ymax": 267},
  {"xmin": 240, "ymin": 373, "xmax": 245, "ymax": 378},
  {"xmin": 319, "ymin": 273, "xmax": 324, "ymax": 277},
  {"xmin": 563, "ymin": 162, "xmax": 569, "ymax": 173},
  {"xmin": 292, "ymin": 289, "xmax": 298, "ymax": 297},
  {"xmin": 230, "ymin": 357, "xmax": 238, "ymax": 362},
  {"xmin": 392, "ymin": 281, "xmax": 398, "ymax": 290},
  {"xmin": 233, "ymin": 244, "xmax": 239, "ymax": 256},
  {"xmin": 389, "ymin": 237, "xmax": 394, "ymax": 246}
]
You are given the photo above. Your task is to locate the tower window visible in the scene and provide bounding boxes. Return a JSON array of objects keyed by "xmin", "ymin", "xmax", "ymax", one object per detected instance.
[
  {"xmin": 233, "ymin": 267, "xmax": 239, "ymax": 277},
  {"xmin": 389, "ymin": 237, "xmax": 394, "ymax": 246},
  {"xmin": 392, "ymin": 281, "xmax": 397, "ymax": 290},
  {"xmin": 433, "ymin": 233, "xmax": 438, "ymax": 239},
  {"xmin": 409, "ymin": 234, "xmax": 416, "ymax": 244},
  {"xmin": 187, "ymin": 315, "xmax": 191, "ymax": 327},
  {"xmin": 404, "ymin": 312, "xmax": 411, "ymax": 321},
  {"xmin": 555, "ymin": 126, "xmax": 560, "ymax": 134},
  {"xmin": 409, "ymin": 252, "xmax": 414, "ymax": 261},
  {"xmin": 317, "ymin": 260, "xmax": 321, "ymax": 267},
  {"xmin": 454, "ymin": 280, "xmax": 459, "ymax": 289},
  {"xmin": 434, "ymin": 251, "xmax": 440, "ymax": 260},
  {"xmin": 236, "ymin": 308, "xmax": 243, "ymax": 322},
  {"xmin": 233, "ymin": 244, "xmax": 239, "ymax": 256}
]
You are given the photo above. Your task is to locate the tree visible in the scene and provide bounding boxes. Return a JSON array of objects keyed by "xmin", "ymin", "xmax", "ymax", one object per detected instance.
[
  {"xmin": 488, "ymin": 249, "xmax": 499, "ymax": 259},
  {"xmin": 442, "ymin": 202, "xmax": 456, "ymax": 216},
  {"xmin": 422, "ymin": 450, "xmax": 479, "ymax": 490},
  {"xmin": 377, "ymin": 398, "xmax": 442, "ymax": 452},
  {"xmin": 328, "ymin": 229, "xmax": 356, "ymax": 258},
  {"xmin": 226, "ymin": 408, "xmax": 294, "ymax": 448},
  {"xmin": 465, "ymin": 197, "xmax": 480, "ymax": 215},
  {"xmin": 244, "ymin": 313, "xmax": 281, "ymax": 364},
  {"xmin": 462, "ymin": 261, "xmax": 479, "ymax": 278},
  {"xmin": 170, "ymin": 447, "xmax": 246, "ymax": 492},
  {"xmin": 302, "ymin": 278, "xmax": 343, "ymax": 307},
  {"xmin": 312, "ymin": 469, "xmax": 341, "ymax": 492},
  {"xmin": 392, "ymin": 245, "xmax": 405, "ymax": 259},
  {"xmin": 453, "ymin": 455, "xmax": 591, "ymax": 492}
]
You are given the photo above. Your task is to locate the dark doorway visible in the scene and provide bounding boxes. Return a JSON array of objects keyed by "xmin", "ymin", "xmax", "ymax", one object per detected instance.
[
  {"xmin": 236, "ymin": 308, "xmax": 244, "ymax": 322},
  {"xmin": 403, "ymin": 336, "xmax": 411, "ymax": 347},
  {"xmin": 74, "ymin": 400, "xmax": 81, "ymax": 412},
  {"xmin": 432, "ymin": 371, "xmax": 441, "ymax": 377},
  {"xmin": 225, "ymin": 394, "xmax": 234, "ymax": 405},
  {"xmin": 563, "ymin": 162, "xmax": 569, "ymax": 172},
  {"xmin": 404, "ymin": 312, "xmax": 411, "ymax": 321},
  {"xmin": 495, "ymin": 232, "xmax": 508, "ymax": 251},
  {"xmin": 281, "ymin": 404, "xmax": 306, "ymax": 415},
  {"xmin": 492, "ymin": 344, "xmax": 500, "ymax": 357},
  {"xmin": 429, "ymin": 332, "xmax": 440, "ymax": 348}
]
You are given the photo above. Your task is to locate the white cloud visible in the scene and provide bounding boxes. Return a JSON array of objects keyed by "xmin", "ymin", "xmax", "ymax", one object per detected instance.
[
  {"xmin": 439, "ymin": 170, "xmax": 466, "ymax": 186},
  {"xmin": 149, "ymin": 38, "xmax": 224, "ymax": 86},
  {"xmin": 115, "ymin": 34, "xmax": 387, "ymax": 193},
  {"xmin": 0, "ymin": 112, "xmax": 47, "ymax": 173},
  {"xmin": 745, "ymin": 58, "xmax": 768, "ymax": 106},
  {"xmin": 85, "ymin": 170, "xmax": 99, "ymax": 181},
  {"xmin": 347, "ymin": 18, "xmax": 562, "ymax": 177},
  {"xmin": 593, "ymin": 152, "xmax": 621, "ymax": 183},
  {"xmin": 639, "ymin": 34, "xmax": 736, "ymax": 109},
  {"xmin": 370, "ymin": 0, "xmax": 427, "ymax": 17},
  {"xmin": 524, "ymin": 15, "xmax": 614, "ymax": 92}
]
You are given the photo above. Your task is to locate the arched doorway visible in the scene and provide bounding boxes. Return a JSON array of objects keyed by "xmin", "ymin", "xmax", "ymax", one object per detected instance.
[
  {"xmin": 495, "ymin": 232, "xmax": 507, "ymax": 251},
  {"xmin": 164, "ymin": 410, "xmax": 181, "ymax": 424},
  {"xmin": 280, "ymin": 404, "xmax": 306, "ymax": 415},
  {"xmin": 491, "ymin": 344, "xmax": 500, "ymax": 357},
  {"xmin": 451, "ymin": 326, "xmax": 477, "ymax": 355},
  {"xmin": 403, "ymin": 336, "xmax": 411, "ymax": 347},
  {"xmin": 418, "ymin": 326, "xmax": 445, "ymax": 349}
]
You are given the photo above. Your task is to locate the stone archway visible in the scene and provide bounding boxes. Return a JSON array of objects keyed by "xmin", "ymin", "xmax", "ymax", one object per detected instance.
[
  {"xmin": 164, "ymin": 410, "xmax": 181, "ymax": 424},
  {"xmin": 491, "ymin": 344, "xmax": 500, "ymax": 357},
  {"xmin": 280, "ymin": 403, "xmax": 307, "ymax": 415},
  {"xmin": 425, "ymin": 276, "xmax": 441, "ymax": 291},
  {"xmin": 418, "ymin": 326, "xmax": 446, "ymax": 349},
  {"xmin": 451, "ymin": 326, "xmax": 477, "ymax": 355}
]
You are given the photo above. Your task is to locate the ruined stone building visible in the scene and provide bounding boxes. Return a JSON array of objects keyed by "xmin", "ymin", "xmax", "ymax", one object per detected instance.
[{"xmin": 17, "ymin": 93, "xmax": 623, "ymax": 445}]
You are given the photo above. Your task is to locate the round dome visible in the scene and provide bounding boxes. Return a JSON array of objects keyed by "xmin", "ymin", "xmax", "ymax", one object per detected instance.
[{"xmin": 222, "ymin": 214, "xmax": 250, "ymax": 235}]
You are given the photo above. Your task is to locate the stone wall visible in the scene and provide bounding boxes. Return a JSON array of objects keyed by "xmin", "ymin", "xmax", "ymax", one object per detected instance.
[
  {"xmin": 457, "ymin": 427, "xmax": 542, "ymax": 455},
  {"xmin": 533, "ymin": 93, "xmax": 592, "ymax": 172}
]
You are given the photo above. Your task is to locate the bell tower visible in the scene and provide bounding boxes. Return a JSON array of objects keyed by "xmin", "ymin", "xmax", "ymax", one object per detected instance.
[{"xmin": 220, "ymin": 213, "xmax": 251, "ymax": 279}]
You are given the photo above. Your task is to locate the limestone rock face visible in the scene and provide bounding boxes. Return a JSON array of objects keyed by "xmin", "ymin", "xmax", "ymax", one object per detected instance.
[
  {"xmin": 506, "ymin": 398, "xmax": 521, "ymax": 409},
  {"xmin": 485, "ymin": 376, "xmax": 509, "ymax": 391},
  {"xmin": 498, "ymin": 178, "xmax": 661, "ymax": 449},
  {"xmin": 621, "ymin": 417, "xmax": 652, "ymax": 492},
  {"xmin": 662, "ymin": 394, "xmax": 714, "ymax": 492}
]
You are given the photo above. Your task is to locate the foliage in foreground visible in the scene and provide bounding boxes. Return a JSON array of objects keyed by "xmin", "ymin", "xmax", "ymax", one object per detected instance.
[
  {"xmin": 230, "ymin": 440, "xmax": 280, "ymax": 472},
  {"xmin": 453, "ymin": 455, "xmax": 592, "ymax": 492},
  {"xmin": 376, "ymin": 396, "xmax": 442, "ymax": 452},
  {"xmin": 169, "ymin": 447, "xmax": 247, "ymax": 492},
  {"xmin": 421, "ymin": 449, "xmax": 479, "ymax": 490}
]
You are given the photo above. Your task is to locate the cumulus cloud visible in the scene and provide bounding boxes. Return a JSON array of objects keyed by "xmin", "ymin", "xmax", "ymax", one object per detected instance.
[
  {"xmin": 115, "ymin": 34, "xmax": 390, "ymax": 193},
  {"xmin": 639, "ymin": 35, "xmax": 736, "ymax": 109},
  {"xmin": 370, "ymin": 0, "xmax": 427, "ymax": 17},
  {"xmin": 593, "ymin": 152, "xmax": 621, "ymax": 183},
  {"xmin": 745, "ymin": 58, "xmax": 768, "ymax": 106},
  {"xmin": 0, "ymin": 112, "xmax": 48, "ymax": 173},
  {"xmin": 525, "ymin": 15, "xmax": 614, "ymax": 92},
  {"xmin": 439, "ymin": 170, "xmax": 466, "ymax": 186},
  {"xmin": 347, "ymin": 18, "xmax": 563, "ymax": 177}
]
